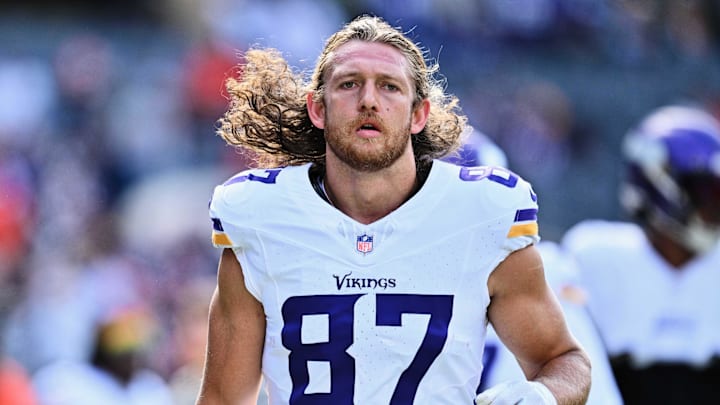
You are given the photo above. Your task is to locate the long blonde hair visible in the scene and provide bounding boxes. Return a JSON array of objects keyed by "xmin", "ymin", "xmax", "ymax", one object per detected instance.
[{"xmin": 217, "ymin": 15, "xmax": 467, "ymax": 168}]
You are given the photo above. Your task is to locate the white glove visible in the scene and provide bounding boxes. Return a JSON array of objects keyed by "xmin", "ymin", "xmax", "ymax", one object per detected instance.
[{"xmin": 475, "ymin": 381, "xmax": 557, "ymax": 405}]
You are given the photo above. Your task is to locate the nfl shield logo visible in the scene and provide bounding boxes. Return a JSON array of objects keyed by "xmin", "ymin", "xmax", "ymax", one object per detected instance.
[{"xmin": 356, "ymin": 234, "xmax": 373, "ymax": 254}]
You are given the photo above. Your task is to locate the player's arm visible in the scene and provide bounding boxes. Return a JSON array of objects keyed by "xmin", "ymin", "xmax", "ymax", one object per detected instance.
[
  {"xmin": 196, "ymin": 248, "xmax": 265, "ymax": 405},
  {"xmin": 481, "ymin": 245, "xmax": 591, "ymax": 405}
]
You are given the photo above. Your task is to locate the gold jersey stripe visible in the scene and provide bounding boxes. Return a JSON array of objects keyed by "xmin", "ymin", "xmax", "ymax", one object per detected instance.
[
  {"xmin": 507, "ymin": 222, "xmax": 538, "ymax": 238},
  {"xmin": 212, "ymin": 231, "xmax": 233, "ymax": 246}
]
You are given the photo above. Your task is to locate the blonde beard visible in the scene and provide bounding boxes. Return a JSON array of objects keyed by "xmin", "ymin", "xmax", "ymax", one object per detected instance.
[{"xmin": 325, "ymin": 118, "xmax": 412, "ymax": 172}]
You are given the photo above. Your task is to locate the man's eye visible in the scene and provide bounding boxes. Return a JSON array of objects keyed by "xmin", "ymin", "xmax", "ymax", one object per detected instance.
[
  {"xmin": 384, "ymin": 83, "xmax": 399, "ymax": 91},
  {"xmin": 341, "ymin": 82, "xmax": 356, "ymax": 89}
]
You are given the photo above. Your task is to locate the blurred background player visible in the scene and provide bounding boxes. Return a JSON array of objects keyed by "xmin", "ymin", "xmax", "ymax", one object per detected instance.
[
  {"xmin": 444, "ymin": 125, "xmax": 623, "ymax": 405},
  {"xmin": 562, "ymin": 104, "xmax": 720, "ymax": 404},
  {"xmin": 442, "ymin": 124, "xmax": 509, "ymax": 168}
]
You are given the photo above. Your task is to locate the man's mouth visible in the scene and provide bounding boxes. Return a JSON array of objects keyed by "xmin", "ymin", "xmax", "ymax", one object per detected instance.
[{"xmin": 356, "ymin": 118, "xmax": 382, "ymax": 137}]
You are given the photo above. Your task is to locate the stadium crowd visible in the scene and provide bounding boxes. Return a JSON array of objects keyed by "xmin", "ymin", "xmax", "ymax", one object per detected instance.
[{"xmin": 1, "ymin": 0, "xmax": 719, "ymax": 403}]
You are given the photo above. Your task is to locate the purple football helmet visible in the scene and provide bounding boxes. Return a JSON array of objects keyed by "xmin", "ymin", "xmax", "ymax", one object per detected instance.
[{"xmin": 620, "ymin": 104, "xmax": 720, "ymax": 253}]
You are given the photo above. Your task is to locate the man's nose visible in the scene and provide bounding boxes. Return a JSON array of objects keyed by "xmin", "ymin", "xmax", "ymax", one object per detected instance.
[{"xmin": 358, "ymin": 85, "xmax": 379, "ymax": 111}]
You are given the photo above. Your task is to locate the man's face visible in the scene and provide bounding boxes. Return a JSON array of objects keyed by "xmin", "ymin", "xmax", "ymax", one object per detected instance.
[
  {"xmin": 686, "ymin": 174, "xmax": 720, "ymax": 225},
  {"xmin": 312, "ymin": 40, "xmax": 426, "ymax": 172}
]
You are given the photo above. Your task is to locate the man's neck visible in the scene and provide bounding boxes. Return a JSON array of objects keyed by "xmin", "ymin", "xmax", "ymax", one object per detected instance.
[
  {"xmin": 322, "ymin": 157, "xmax": 427, "ymax": 225},
  {"xmin": 646, "ymin": 229, "xmax": 695, "ymax": 269}
]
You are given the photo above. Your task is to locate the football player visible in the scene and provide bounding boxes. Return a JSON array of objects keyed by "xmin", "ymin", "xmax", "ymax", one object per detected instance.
[
  {"xmin": 442, "ymin": 124, "xmax": 509, "ymax": 168},
  {"xmin": 197, "ymin": 15, "xmax": 590, "ymax": 405},
  {"xmin": 562, "ymin": 104, "xmax": 720, "ymax": 404}
]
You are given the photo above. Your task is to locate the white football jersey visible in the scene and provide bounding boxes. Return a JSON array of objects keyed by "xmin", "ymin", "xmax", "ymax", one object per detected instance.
[
  {"xmin": 562, "ymin": 220, "xmax": 720, "ymax": 367},
  {"xmin": 208, "ymin": 160, "xmax": 540, "ymax": 404}
]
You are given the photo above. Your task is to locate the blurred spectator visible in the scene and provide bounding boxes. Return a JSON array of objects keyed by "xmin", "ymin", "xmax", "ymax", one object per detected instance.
[
  {"xmin": 3, "ymin": 212, "xmax": 148, "ymax": 373},
  {"xmin": 483, "ymin": 0, "xmax": 558, "ymax": 40},
  {"xmin": 205, "ymin": 0, "xmax": 346, "ymax": 69},
  {"xmin": 0, "ymin": 57, "xmax": 55, "ymax": 148},
  {"xmin": 495, "ymin": 80, "xmax": 575, "ymax": 182},
  {"xmin": 53, "ymin": 33, "xmax": 114, "ymax": 113},
  {"xmin": 180, "ymin": 35, "xmax": 240, "ymax": 168},
  {"xmin": 103, "ymin": 57, "xmax": 195, "ymax": 181},
  {"xmin": 0, "ymin": 145, "xmax": 36, "ymax": 307},
  {"xmin": 599, "ymin": 0, "xmax": 719, "ymax": 64},
  {"xmin": 182, "ymin": 37, "xmax": 239, "ymax": 123},
  {"xmin": 664, "ymin": 0, "xmax": 714, "ymax": 58},
  {"xmin": 32, "ymin": 307, "xmax": 174, "ymax": 405}
]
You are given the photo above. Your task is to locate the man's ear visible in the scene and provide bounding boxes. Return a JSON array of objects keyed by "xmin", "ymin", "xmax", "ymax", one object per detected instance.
[
  {"xmin": 307, "ymin": 92, "xmax": 325, "ymax": 129},
  {"xmin": 411, "ymin": 98, "xmax": 430, "ymax": 135}
]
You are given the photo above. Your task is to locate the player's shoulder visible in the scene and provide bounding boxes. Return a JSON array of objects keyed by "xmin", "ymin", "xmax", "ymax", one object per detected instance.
[
  {"xmin": 208, "ymin": 164, "xmax": 310, "ymax": 233},
  {"xmin": 435, "ymin": 160, "xmax": 537, "ymax": 209},
  {"xmin": 432, "ymin": 161, "xmax": 539, "ymax": 242},
  {"xmin": 210, "ymin": 165, "xmax": 305, "ymax": 209},
  {"xmin": 208, "ymin": 165, "xmax": 311, "ymax": 248},
  {"xmin": 561, "ymin": 219, "xmax": 645, "ymax": 255}
]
